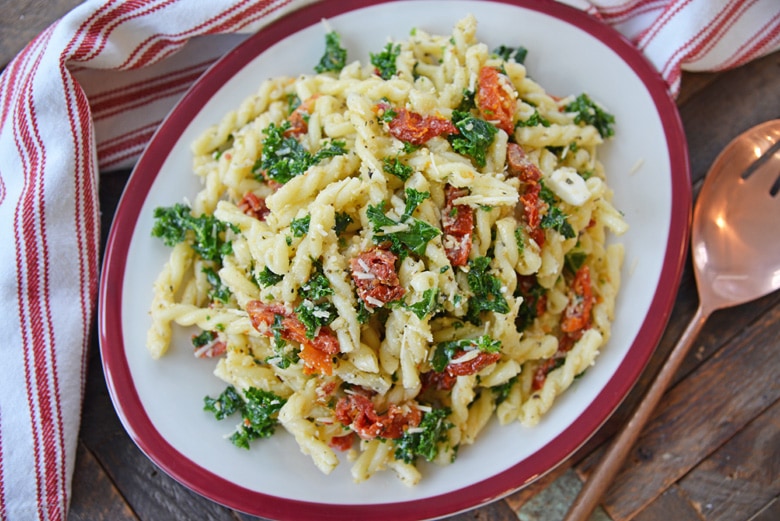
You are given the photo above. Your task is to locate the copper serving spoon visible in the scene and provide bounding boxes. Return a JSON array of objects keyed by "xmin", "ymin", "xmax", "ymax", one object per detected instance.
[{"xmin": 564, "ymin": 119, "xmax": 780, "ymax": 521}]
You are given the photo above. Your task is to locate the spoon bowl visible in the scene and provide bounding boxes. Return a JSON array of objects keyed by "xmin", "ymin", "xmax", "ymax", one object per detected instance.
[
  {"xmin": 694, "ymin": 119, "xmax": 780, "ymax": 311},
  {"xmin": 565, "ymin": 119, "xmax": 780, "ymax": 521}
]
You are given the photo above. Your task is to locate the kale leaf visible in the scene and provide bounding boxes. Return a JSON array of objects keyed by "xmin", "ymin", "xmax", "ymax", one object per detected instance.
[
  {"xmin": 565, "ymin": 93, "xmax": 615, "ymax": 138},
  {"xmin": 290, "ymin": 214, "xmax": 311, "ymax": 238},
  {"xmin": 151, "ymin": 203, "xmax": 234, "ymax": 262},
  {"xmin": 449, "ymin": 111, "xmax": 498, "ymax": 167},
  {"xmin": 370, "ymin": 42, "xmax": 402, "ymax": 79},
  {"xmin": 294, "ymin": 260, "xmax": 337, "ymax": 339},
  {"xmin": 256, "ymin": 266, "xmax": 283, "ymax": 287},
  {"xmin": 314, "ymin": 31, "xmax": 347, "ymax": 74},
  {"xmin": 394, "ymin": 407, "xmax": 453, "ymax": 464},
  {"xmin": 204, "ymin": 386, "xmax": 287, "ymax": 449},
  {"xmin": 383, "ymin": 157, "xmax": 414, "ymax": 181},
  {"xmin": 405, "ymin": 288, "xmax": 441, "ymax": 319},
  {"xmin": 516, "ymin": 109, "xmax": 550, "ymax": 128},
  {"xmin": 367, "ymin": 189, "xmax": 441, "ymax": 257},
  {"xmin": 465, "ymin": 256, "xmax": 510, "ymax": 325},
  {"xmin": 539, "ymin": 184, "xmax": 576, "ymax": 239},
  {"xmin": 334, "ymin": 211, "xmax": 353, "ymax": 236},
  {"xmin": 493, "ymin": 45, "xmax": 528, "ymax": 64},
  {"xmin": 203, "ymin": 266, "xmax": 232, "ymax": 304},
  {"xmin": 254, "ymin": 122, "xmax": 346, "ymax": 184}
]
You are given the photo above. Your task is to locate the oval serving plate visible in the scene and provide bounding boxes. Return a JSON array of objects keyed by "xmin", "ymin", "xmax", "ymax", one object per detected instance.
[{"xmin": 99, "ymin": 0, "xmax": 690, "ymax": 519}]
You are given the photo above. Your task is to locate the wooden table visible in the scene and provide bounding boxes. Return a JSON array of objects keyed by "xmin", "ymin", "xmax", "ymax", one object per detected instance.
[{"xmin": 3, "ymin": 2, "xmax": 780, "ymax": 520}]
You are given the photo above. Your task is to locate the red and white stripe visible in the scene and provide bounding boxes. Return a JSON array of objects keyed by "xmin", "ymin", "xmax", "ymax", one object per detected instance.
[
  {"xmin": 0, "ymin": 1, "xmax": 777, "ymax": 519},
  {"xmin": 0, "ymin": 2, "xmax": 311, "ymax": 519}
]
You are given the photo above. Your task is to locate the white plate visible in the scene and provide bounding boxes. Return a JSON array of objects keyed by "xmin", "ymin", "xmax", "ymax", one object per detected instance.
[{"xmin": 99, "ymin": 1, "xmax": 690, "ymax": 519}]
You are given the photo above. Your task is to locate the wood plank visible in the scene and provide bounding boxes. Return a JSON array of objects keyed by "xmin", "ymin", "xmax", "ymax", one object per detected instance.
[
  {"xmin": 677, "ymin": 399, "xmax": 780, "ymax": 521},
  {"xmin": 632, "ymin": 485, "xmax": 701, "ymax": 521},
  {"xmin": 0, "ymin": 0, "xmax": 84, "ymax": 67},
  {"xmin": 514, "ymin": 468, "xmax": 611, "ymax": 521},
  {"xmin": 504, "ymin": 460, "xmax": 577, "ymax": 510},
  {"xmin": 446, "ymin": 497, "xmax": 522, "ymax": 521},
  {"xmin": 68, "ymin": 442, "xmax": 139, "ymax": 521},
  {"xmin": 748, "ymin": 497, "xmax": 780, "ymax": 521},
  {"xmin": 576, "ymin": 302, "xmax": 780, "ymax": 520},
  {"xmin": 78, "ymin": 340, "xmax": 249, "ymax": 521},
  {"xmin": 677, "ymin": 51, "xmax": 780, "ymax": 185}
]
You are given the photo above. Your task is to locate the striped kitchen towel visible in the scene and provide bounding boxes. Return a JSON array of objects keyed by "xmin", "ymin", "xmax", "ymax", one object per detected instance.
[{"xmin": 0, "ymin": 1, "xmax": 777, "ymax": 519}]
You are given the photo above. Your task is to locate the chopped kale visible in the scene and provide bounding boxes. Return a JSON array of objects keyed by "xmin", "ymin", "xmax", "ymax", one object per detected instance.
[
  {"xmin": 565, "ymin": 93, "xmax": 615, "ymax": 138},
  {"xmin": 286, "ymin": 93, "xmax": 301, "ymax": 115},
  {"xmin": 405, "ymin": 288, "xmax": 441, "ymax": 319},
  {"xmin": 294, "ymin": 260, "xmax": 337, "ymax": 338},
  {"xmin": 299, "ymin": 260, "xmax": 334, "ymax": 301},
  {"xmin": 204, "ymin": 385, "xmax": 243, "ymax": 420},
  {"xmin": 204, "ymin": 386, "xmax": 287, "ymax": 449},
  {"xmin": 516, "ymin": 109, "xmax": 550, "ymax": 128},
  {"xmin": 383, "ymin": 157, "xmax": 414, "ymax": 181},
  {"xmin": 515, "ymin": 278, "xmax": 547, "ymax": 332},
  {"xmin": 401, "ymin": 188, "xmax": 430, "ymax": 221},
  {"xmin": 540, "ymin": 184, "xmax": 576, "ymax": 239},
  {"xmin": 267, "ymin": 314, "xmax": 299, "ymax": 369},
  {"xmin": 493, "ymin": 44, "xmax": 528, "ymax": 64},
  {"xmin": 449, "ymin": 111, "xmax": 498, "ymax": 167},
  {"xmin": 367, "ymin": 190, "xmax": 441, "ymax": 257},
  {"xmin": 492, "ymin": 376, "xmax": 518, "ymax": 405},
  {"xmin": 203, "ymin": 266, "xmax": 231, "ymax": 304},
  {"xmin": 256, "ymin": 266, "xmax": 283, "ymax": 287},
  {"xmin": 431, "ymin": 334, "xmax": 502, "ymax": 372},
  {"xmin": 313, "ymin": 140, "xmax": 348, "ymax": 163},
  {"xmin": 456, "ymin": 89, "xmax": 476, "ymax": 113},
  {"xmin": 334, "ymin": 211, "xmax": 353, "ymax": 236},
  {"xmin": 314, "ymin": 31, "xmax": 347, "ymax": 74},
  {"xmin": 465, "ymin": 256, "xmax": 510, "ymax": 325},
  {"xmin": 151, "ymin": 203, "xmax": 234, "ymax": 262},
  {"xmin": 565, "ymin": 250, "xmax": 588, "ymax": 274},
  {"xmin": 514, "ymin": 227, "xmax": 525, "ymax": 255},
  {"xmin": 290, "ymin": 214, "xmax": 311, "ymax": 238},
  {"xmin": 377, "ymin": 99, "xmax": 397, "ymax": 123},
  {"xmin": 254, "ymin": 122, "xmax": 346, "ymax": 184},
  {"xmin": 370, "ymin": 42, "xmax": 402, "ymax": 79},
  {"xmin": 394, "ymin": 407, "xmax": 453, "ymax": 464},
  {"xmin": 192, "ymin": 330, "xmax": 217, "ymax": 348}
]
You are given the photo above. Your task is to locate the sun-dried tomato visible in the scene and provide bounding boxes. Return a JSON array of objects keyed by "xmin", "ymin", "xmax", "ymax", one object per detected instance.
[
  {"xmin": 284, "ymin": 95, "xmax": 319, "ymax": 137},
  {"xmin": 334, "ymin": 394, "xmax": 422, "ymax": 440},
  {"xmin": 445, "ymin": 350, "xmax": 502, "ymax": 377},
  {"xmin": 246, "ymin": 300, "xmax": 339, "ymax": 375},
  {"xmin": 328, "ymin": 433, "xmax": 355, "ymax": 451},
  {"xmin": 420, "ymin": 370, "xmax": 458, "ymax": 392},
  {"xmin": 237, "ymin": 192, "xmax": 270, "ymax": 221},
  {"xmin": 560, "ymin": 265, "xmax": 594, "ymax": 334},
  {"xmin": 421, "ymin": 350, "xmax": 501, "ymax": 392},
  {"xmin": 350, "ymin": 247, "xmax": 405, "ymax": 308},
  {"xmin": 532, "ymin": 358, "xmax": 561, "ymax": 391},
  {"xmin": 387, "ymin": 108, "xmax": 458, "ymax": 146},
  {"xmin": 476, "ymin": 66, "xmax": 516, "ymax": 134},
  {"xmin": 442, "ymin": 185, "xmax": 473, "ymax": 267},
  {"xmin": 506, "ymin": 142, "xmax": 542, "ymax": 182},
  {"xmin": 507, "ymin": 143, "xmax": 546, "ymax": 246}
]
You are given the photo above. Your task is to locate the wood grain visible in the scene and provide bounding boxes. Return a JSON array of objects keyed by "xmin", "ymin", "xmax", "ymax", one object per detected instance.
[
  {"xmin": 678, "ymin": 398, "xmax": 780, "ymax": 521},
  {"xmin": 578, "ymin": 303, "xmax": 780, "ymax": 520}
]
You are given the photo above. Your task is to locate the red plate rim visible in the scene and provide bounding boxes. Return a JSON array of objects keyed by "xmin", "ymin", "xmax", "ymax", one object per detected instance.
[{"xmin": 98, "ymin": 0, "xmax": 690, "ymax": 519}]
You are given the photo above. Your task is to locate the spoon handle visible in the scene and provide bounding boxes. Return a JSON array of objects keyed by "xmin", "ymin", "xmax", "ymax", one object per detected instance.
[{"xmin": 563, "ymin": 305, "xmax": 710, "ymax": 521}]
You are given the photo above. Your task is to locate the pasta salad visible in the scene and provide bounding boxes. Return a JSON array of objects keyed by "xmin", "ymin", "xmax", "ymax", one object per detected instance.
[{"xmin": 146, "ymin": 15, "xmax": 627, "ymax": 485}]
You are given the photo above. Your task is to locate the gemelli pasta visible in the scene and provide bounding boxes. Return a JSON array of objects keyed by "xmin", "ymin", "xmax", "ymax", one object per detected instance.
[{"xmin": 146, "ymin": 15, "xmax": 627, "ymax": 485}]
